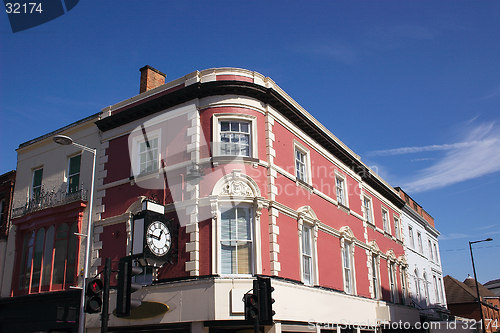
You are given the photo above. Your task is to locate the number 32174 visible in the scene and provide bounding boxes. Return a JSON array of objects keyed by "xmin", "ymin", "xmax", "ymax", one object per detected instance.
[{"xmin": 5, "ymin": 3, "xmax": 43, "ymax": 14}]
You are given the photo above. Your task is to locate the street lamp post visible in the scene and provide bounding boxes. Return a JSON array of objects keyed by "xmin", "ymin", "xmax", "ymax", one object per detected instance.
[
  {"xmin": 54, "ymin": 135, "xmax": 96, "ymax": 333},
  {"xmin": 469, "ymin": 237, "xmax": 493, "ymax": 333}
]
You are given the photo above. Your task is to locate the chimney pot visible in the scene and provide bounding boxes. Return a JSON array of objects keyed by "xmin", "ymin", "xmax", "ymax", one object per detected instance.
[{"xmin": 139, "ymin": 65, "xmax": 166, "ymax": 93}]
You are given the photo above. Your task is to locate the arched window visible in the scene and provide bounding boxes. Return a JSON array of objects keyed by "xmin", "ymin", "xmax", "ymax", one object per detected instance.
[
  {"xmin": 423, "ymin": 272, "xmax": 429, "ymax": 304},
  {"xmin": 389, "ymin": 262, "xmax": 398, "ymax": 303},
  {"xmin": 414, "ymin": 269, "xmax": 421, "ymax": 299},
  {"xmin": 371, "ymin": 254, "xmax": 380, "ymax": 299},
  {"xmin": 65, "ymin": 223, "xmax": 79, "ymax": 284},
  {"xmin": 343, "ymin": 241, "xmax": 354, "ymax": 294},
  {"xmin": 220, "ymin": 206, "xmax": 253, "ymax": 275},
  {"xmin": 53, "ymin": 223, "xmax": 69, "ymax": 288},
  {"xmin": 16, "ymin": 222, "xmax": 79, "ymax": 294},
  {"xmin": 401, "ymin": 268, "xmax": 408, "ymax": 305},
  {"xmin": 41, "ymin": 226, "xmax": 55, "ymax": 288},
  {"xmin": 19, "ymin": 231, "xmax": 34, "ymax": 290},
  {"xmin": 30, "ymin": 228, "xmax": 45, "ymax": 292}
]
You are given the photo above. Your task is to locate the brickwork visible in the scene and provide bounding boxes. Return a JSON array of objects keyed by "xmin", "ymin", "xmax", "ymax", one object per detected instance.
[
  {"xmin": 0, "ymin": 171, "xmax": 15, "ymax": 239},
  {"xmin": 139, "ymin": 65, "xmax": 166, "ymax": 93}
]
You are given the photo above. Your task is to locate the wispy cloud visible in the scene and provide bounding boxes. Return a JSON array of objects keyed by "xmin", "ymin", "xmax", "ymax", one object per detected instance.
[
  {"xmin": 402, "ymin": 122, "xmax": 500, "ymax": 192},
  {"xmin": 304, "ymin": 24, "xmax": 434, "ymax": 64},
  {"xmin": 478, "ymin": 224, "xmax": 499, "ymax": 231},
  {"xmin": 439, "ymin": 233, "xmax": 470, "ymax": 241},
  {"xmin": 368, "ymin": 140, "xmax": 496, "ymax": 156},
  {"xmin": 480, "ymin": 85, "xmax": 500, "ymax": 100},
  {"xmin": 367, "ymin": 25, "xmax": 435, "ymax": 41},
  {"xmin": 439, "ymin": 228, "xmax": 499, "ymax": 241},
  {"xmin": 310, "ymin": 42, "xmax": 358, "ymax": 64}
]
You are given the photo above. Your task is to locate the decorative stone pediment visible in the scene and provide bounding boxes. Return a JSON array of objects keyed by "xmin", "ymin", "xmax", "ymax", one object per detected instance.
[
  {"xmin": 297, "ymin": 205, "xmax": 318, "ymax": 222},
  {"xmin": 398, "ymin": 255, "xmax": 408, "ymax": 267},
  {"xmin": 212, "ymin": 170, "xmax": 260, "ymax": 197},
  {"xmin": 340, "ymin": 226, "xmax": 355, "ymax": 241},
  {"xmin": 368, "ymin": 240, "xmax": 381, "ymax": 254},
  {"xmin": 386, "ymin": 249, "xmax": 396, "ymax": 261}
]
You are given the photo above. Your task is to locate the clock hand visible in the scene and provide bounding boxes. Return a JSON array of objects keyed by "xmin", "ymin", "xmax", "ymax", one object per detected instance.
[{"xmin": 148, "ymin": 233, "xmax": 161, "ymax": 241}]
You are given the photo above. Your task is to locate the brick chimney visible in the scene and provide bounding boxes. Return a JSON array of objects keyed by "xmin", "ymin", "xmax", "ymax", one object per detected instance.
[{"xmin": 139, "ymin": 65, "xmax": 166, "ymax": 93}]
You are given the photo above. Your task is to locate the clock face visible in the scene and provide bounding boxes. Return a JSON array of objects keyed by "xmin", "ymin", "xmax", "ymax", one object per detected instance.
[{"xmin": 146, "ymin": 221, "xmax": 171, "ymax": 256}]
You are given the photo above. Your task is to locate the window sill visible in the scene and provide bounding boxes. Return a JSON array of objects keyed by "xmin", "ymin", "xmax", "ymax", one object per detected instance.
[
  {"xmin": 210, "ymin": 156, "xmax": 259, "ymax": 165},
  {"xmin": 338, "ymin": 203, "xmax": 350, "ymax": 214},
  {"xmin": 130, "ymin": 170, "xmax": 161, "ymax": 184},
  {"xmin": 296, "ymin": 178, "xmax": 313, "ymax": 191}
]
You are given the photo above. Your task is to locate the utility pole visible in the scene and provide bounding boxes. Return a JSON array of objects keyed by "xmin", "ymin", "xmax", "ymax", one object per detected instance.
[{"xmin": 101, "ymin": 258, "xmax": 111, "ymax": 333}]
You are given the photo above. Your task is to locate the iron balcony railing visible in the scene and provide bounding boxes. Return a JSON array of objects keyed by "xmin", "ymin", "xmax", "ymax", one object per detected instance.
[{"xmin": 12, "ymin": 187, "xmax": 88, "ymax": 218}]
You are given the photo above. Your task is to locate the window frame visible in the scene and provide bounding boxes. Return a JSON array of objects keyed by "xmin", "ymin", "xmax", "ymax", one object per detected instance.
[
  {"xmin": 417, "ymin": 232, "xmax": 423, "ymax": 253},
  {"xmin": 382, "ymin": 208, "xmax": 390, "ymax": 234},
  {"xmin": 433, "ymin": 243, "xmax": 439, "ymax": 263},
  {"xmin": 212, "ymin": 113, "xmax": 258, "ymax": 159},
  {"xmin": 363, "ymin": 196, "xmax": 374, "ymax": 225},
  {"xmin": 131, "ymin": 129, "xmax": 162, "ymax": 177},
  {"xmin": 342, "ymin": 240, "xmax": 356, "ymax": 295},
  {"xmin": 438, "ymin": 277, "xmax": 444, "ymax": 303},
  {"xmin": 371, "ymin": 254, "xmax": 381, "ymax": 299},
  {"xmin": 335, "ymin": 173, "xmax": 349, "ymax": 207},
  {"xmin": 301, "ymin": 224, "xmax": 314, "ymax": 286},
  {"xmin": 423, "ymin": 272, "xmax": 429, "ymax": 304},
  {"xmin": 389, "ymin": 261, "xmax": 398, "ymax": 303},
  {"xmin": 408, "ymin": 226, "xmax": 415, "ymax": 249},
  {"xmin": 218, "ymin": 205, "xmax": 255, "ymax": 276},
  {"xmin": 433, "ymin": 274, "xmax": 439, "ymax": 304},
  {"xmin": 67, "ymin": 154, "xmax": 81, "ymax": 194},
  {"xmin": 31, "ymin": 167, "xmax": 43, "ymax": 202},
  {"xmin": 293, "ymin": 141, "xmax": 312, "ymax": 185},
  {"xmin": 394, "ymin": 216, "xmax": 401, "ymax": 240},
  {"xmin": 414, "ymin": 269, "xmax": 421, "ymax": 299},
  {"xmin": 401, "ymin": 268, "xmax": 408, "ymax": 305}
]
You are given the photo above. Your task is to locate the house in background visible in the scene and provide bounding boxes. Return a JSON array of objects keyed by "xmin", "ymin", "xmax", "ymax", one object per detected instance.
[
  {"xmin": 396, "ymin": 188, "xmax": 448, "ymax": 322},
  {"xmin": 485, "ymin": 279, "xmax": 500, "ymax": 296},
  {"xmin": 444, "ymin": 275, "xmax": 500, "ymax": 333},
  {"xmin": 0, "ymin": 114, "xmax": 100, "ymax": 333},
  {"xmin": 0, "ymin": 170, "xmax": 16, "ymax": 291}
]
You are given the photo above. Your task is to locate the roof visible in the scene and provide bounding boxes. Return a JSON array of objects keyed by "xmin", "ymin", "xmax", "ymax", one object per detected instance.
[
  {"xmin": 18, "ymin": 112, "xmax": 101, "ymax": 149},
  {"xmin": 96, "ymin": 68, "xmax": 406, "ymax": 209},
  {"xmin": 484, "ymin": 279, "xmax": 500, "ymax": 287},
  {"xmin": 444, "ymin": 275, "xmax": 496, "ymax": 304},
  {"xmin": 463, "ymin": 277, "xmax": 497, "ymax": 297}
]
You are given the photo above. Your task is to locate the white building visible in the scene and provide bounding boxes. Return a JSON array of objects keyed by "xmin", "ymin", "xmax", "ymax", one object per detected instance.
[
  {"xmin": 396, "ymin": 188, "xmax": 449, "ymax": 321},
  {"xmin": 0, "ymin": 113, "xmax": 100, "ymax": 332}
]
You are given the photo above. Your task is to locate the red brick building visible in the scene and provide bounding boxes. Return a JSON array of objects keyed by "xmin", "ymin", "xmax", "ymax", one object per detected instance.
[{"xmin": 86, "ymin": 67, "xmax": 419, "ymax": 332}]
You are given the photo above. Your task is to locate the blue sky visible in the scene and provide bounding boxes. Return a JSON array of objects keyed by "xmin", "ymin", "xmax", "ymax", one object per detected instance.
[{"xmin": 1, "ymin": 1, "xmax": 499, "ymax": 283}]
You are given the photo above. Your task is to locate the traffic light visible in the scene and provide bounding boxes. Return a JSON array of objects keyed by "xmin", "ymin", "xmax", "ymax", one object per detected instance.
[
  {"xmin": 256, "ymin": 276, "xmax": 275, "ymax": 324},
  {"xmin": 116, "ymin": 256, "xmax": 144, "ymax": 317},
  {"xmin": 85, "ymin": 278, "xmax": 103, "ymax": 314},
  {"xmin": 244, "ymin": 293, "xmax": 259, "ymax": 321}
]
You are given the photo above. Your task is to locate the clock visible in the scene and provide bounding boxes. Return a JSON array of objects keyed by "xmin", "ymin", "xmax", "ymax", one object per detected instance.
[
  {"xmin": 146, "ymin": 221, "xmax": 171, "ymax": 256},
  {"xmin": 131, "ymin": 200, "xmax": 177, "ymax": 267}
]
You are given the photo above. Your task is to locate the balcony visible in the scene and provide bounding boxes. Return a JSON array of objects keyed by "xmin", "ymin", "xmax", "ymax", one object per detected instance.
[{"xmin": 12, "ymin": 187, "xmax": 88, "ymax": 219}]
